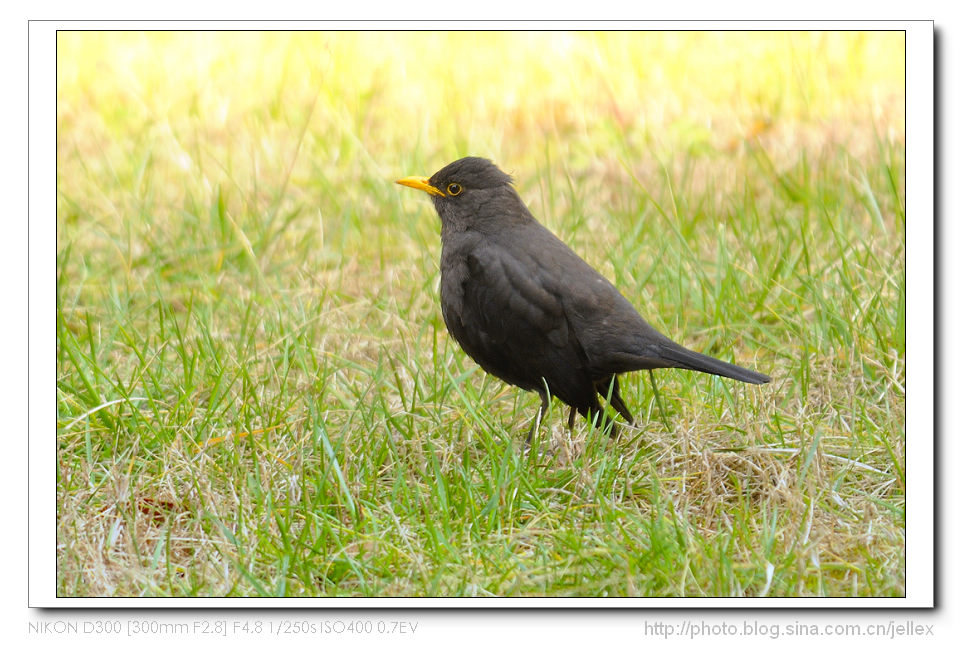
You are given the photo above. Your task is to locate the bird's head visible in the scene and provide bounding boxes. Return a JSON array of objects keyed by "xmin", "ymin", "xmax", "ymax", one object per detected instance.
[{"xmin": 397, "ymin": 157, "xmax": 522, "ymax": 230}]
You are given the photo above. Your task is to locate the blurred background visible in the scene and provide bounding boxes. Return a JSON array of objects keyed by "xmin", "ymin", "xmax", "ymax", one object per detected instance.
[{"xmin": 56, "ymin": 31, "xmax": 904, "ymax": 260}]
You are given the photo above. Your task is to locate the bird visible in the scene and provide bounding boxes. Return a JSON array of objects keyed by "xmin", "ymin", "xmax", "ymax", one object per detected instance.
[{"xmin": 396, "ymin": 157, "xmax": 769, "ymax": 440}]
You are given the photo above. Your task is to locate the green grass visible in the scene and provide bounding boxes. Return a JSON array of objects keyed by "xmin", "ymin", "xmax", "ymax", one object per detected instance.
[{"xmin": 56, "ymin": 31, "xmax": 904, "ymax": 597}]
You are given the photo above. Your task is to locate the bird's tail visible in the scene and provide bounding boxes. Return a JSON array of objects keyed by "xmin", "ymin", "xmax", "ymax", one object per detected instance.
[{"xmin": 654, "ymin": 343, "xmax": 771, "ymax": 384}]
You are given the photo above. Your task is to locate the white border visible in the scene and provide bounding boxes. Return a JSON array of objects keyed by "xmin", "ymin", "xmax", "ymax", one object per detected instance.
[
  {"xmin": 32, "ymin": 20, "xmax": 931, "ymax": 609},
  {"xmin": 903, "ymin": 22, "xmax": 934, "ymax": 610}
]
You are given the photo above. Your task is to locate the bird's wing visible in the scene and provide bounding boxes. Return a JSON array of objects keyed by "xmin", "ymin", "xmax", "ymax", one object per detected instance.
[
  {"xmin": 440, "ymin": 237, "xmax": 593, "ymax": 402},
  {"xmin": 526, "ymin": 230, "xmax": 683, "ymax": 376},
  {"xmin": 466, "ymin": 241, "xmax": 569, "ymax": 346}
]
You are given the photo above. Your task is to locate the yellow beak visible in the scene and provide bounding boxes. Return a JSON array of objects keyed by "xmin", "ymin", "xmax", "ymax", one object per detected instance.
[{"xmin": 396, "ymin": 175, "xmax": 445, "ymax": 197}]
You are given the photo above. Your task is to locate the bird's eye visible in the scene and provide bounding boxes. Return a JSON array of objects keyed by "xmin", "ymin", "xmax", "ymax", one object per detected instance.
[{"xmin": 446, "ymin": 183, "xmax": 462, "ymax": 196}]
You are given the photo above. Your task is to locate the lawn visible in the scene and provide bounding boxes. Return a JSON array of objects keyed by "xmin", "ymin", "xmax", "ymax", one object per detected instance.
[{"xmin": 56, "ymin": 31, "xmax": 905, "ymax": 597}]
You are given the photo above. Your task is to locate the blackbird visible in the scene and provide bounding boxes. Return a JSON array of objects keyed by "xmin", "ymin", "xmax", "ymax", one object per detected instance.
[{"xmin": 397, "ymin": 157, "xmax": 769, "ymax": 438}]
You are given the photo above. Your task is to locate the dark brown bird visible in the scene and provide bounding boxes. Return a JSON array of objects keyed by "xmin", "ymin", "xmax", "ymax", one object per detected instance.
[{"xmin": 397, "ymin": 157, "xmax": 769, "ymax": 439}]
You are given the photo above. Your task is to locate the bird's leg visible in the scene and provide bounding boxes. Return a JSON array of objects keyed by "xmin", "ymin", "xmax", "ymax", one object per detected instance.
[
  {"xmin": 595, "ymin": 406, "xmax": 619, "ymax": 439},
  {"xmin": 580, "ymin": 398, "xmax": 618, "ymax": 438},
  {"xmin": 648, "ymin": 370, "xmax": 670, "ymax": 433},
  {"xmin": 598, "ymin": 376, "xmax": 635, "ymax": 426},
  {"xmin": 567, "ymin": 406, "xmax": 577, "ymax": 429},
  {"xmin": 526, "ymin": 390, "xmax": 550, "ymax": 446}
]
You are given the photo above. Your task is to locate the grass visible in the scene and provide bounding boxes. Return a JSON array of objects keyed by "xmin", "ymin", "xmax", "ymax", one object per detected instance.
[{"xmin": 56, "ymin": 31, "xmax": 905, "ymax": 597}]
